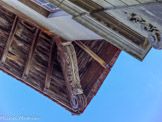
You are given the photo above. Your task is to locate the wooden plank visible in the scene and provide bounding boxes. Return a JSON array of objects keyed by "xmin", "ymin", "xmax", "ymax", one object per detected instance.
[
  {"xmin": 74, "ymin": 40, "xmax": 105, "ymax": 82},
  {"xmin": 44, "ymin": 40, "xmax": 55, "ymax": 90},
  {"xmin": 22, "ymin": 28, "xmax": 40, "ymax": 79},
  {"xmin": 80, "ymin": 42, "xmax": 110, "ymax": 91},
  {"xmin": 0, "ymin": 47, "xmax": 3, "ymax": 59},
  {"xmin": 86, "ymin": 49, "xmax": 121, "ymax": 103},
  {"xmin": 0, "ymin": 29, "xmax": 9, "ymax": 39},
  {"xmin": 84, "ymin": 44, "xmax": 119, "ymax": 96},
  {"xmin": 7, "ymin": 53, "xmax": 25, "ymax": 65},
  {"xmin": 74, "ymin": 41, "xmax": 109, "ymax": 69},
  {"xmin": 0, "ymin": 16, "xmax": 18, "ymax": 64}
]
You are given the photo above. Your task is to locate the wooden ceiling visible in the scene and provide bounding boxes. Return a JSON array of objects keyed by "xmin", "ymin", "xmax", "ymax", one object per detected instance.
[{"xmin": 0, "ymin": 5, "xmax": 120, "ymax": 114}]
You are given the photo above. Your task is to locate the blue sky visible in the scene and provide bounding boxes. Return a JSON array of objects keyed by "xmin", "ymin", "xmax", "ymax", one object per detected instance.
[{"xmin": 0, "ymin": 48, "xmax": 162, "ymax": 122}]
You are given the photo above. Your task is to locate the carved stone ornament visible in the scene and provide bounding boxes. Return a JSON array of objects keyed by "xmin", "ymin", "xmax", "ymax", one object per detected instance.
[
  {"xmin": 127, "ymin": 12, "xmax": 162, "ymax": 49},
  {"xmin": 57, "ymin": 41, "xmax": 87, "ymax": 112}
]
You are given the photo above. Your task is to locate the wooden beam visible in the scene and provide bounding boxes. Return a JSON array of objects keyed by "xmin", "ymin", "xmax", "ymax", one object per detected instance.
[
  {"xmin": 44, "ymin": 40, "xmax": 55, "ymax": 91},
  {"xmin": 22, "ymin": 28, "xmax": 40, "ymax": 79},
  {"xmin": 74, "ymin": 41, "xmax": 109, "ymax": 69},
  {"xmin": 0, "ymin": 16, "xmax": 19, "ymax": 64}
]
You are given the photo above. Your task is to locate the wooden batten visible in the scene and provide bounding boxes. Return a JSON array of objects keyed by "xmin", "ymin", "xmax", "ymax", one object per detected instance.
[
  {"xmin": 74, "ymin": 41, "xmax": 110, "ymax": 69},
  {"xmin": 22, "ymin": 28, "xmax": 41, "ymax": 79},
  {"xmin": 44, "ymin": 40, "xmax": 55, "ymax": 90},
  {"xmin": 0, "ymin": 16, "xmax": 18, "ymax": 64}
]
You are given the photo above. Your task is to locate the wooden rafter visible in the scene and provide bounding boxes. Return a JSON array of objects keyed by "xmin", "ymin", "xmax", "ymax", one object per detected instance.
[
  {"xmin": 74, "ymin": 41, "xmax": 109, "ymax": 69},
  {"xmin": 0, "ymin": 16, "xmax": 18, "ymax": 64},
  {"xmin": 22, "ymin": 28, "xmax": 40, "ymax": 79},
  {"xmin": 44, "ymin": 40, "xmax": 55, "ymax": 91}
]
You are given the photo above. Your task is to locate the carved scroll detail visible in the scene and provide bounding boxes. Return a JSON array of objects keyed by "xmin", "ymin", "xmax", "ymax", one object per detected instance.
[
  {"xmin": 57, "ymin": 41, "xmax": 87, "ymax": 112},
  {"xmin": 127, "ymin": 13, "xmax": 162, "ymax": 49}
]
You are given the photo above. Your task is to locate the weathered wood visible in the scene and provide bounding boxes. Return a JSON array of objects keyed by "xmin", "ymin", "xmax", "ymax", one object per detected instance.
[
  {"xmin": 32, "ymin": 64, "xmax": 46, "ymax": 76},
  {"xmin": 7, "ymin": 53, "xmax": 25, "ymax": 66},
  {"xmin": 39, "ymin": 32, "xmax": 52, "ymax": 42},
  {"xmin": 22, "ymin": 28, "xmax": 40, "ymax": 79},
  {"xmin": 80, "ymin": 41, "xmax": 113, "ymax": 92},
  {"xmin": 0, "ymin": 16, "xmax": 18, "ymax": 64},
  {"xmin": 12, "ymin": 38, "xmax": 30, "ymax": 52},
  {"xmin": 28, "ymin": 69, "xmax": 45, "ymax": 83},
  {"xmin": 87, "ymin": 49, "xmax": 121, "ymax": 103},
  {"xmin": 0, "ymin": 17, "xmax": 11, "ymax": 30},
  {"xmin": 0, "ymin": 62, "xmax": 72, "ymax": 113},
  {"xmin": 74, "ymin": 41, "xmax": 109, "ymax": 69},
  {"xmin": 45, "ymin": 89, "xmax": 70, "ymax": 105},
  {"xmin": 9, "ymin": 42, "xmax": 29, "ymax": 62},
  {"xmin": 37, "ymin": 39, "xmax": 51, "ymax": 51},
  {"xmin": 84, "ymin": 44, "xmax": 118, "ymax": 96},
  {"xmin": 73, "ymin": 40, "xmax": 105, "ymax": 89},
  {"xmin": 32, "ymin": 61, "xmax": 47, "ymax": 72},
  {"xmin": 0, "ymin": 10, "xmax": 14, "ymax": 27},
  {"xmin": 35, "ymin": 44, "xmax": 50, "ymax": 57},
  {"xmin": 44, "ymin": 40, "xmax": 55, "ymax": 90},
  {"xmin": 0, "ymin": 29, "xmax": 9, "ymax": 39},
  {"xmin": 0, "ymin": 47, "xmax": 3, "ymax": 59},
  {"xmin": 33, "ymin": 51, "xmax": 48, "ymax": 67},
  {"xmin": 0, "ymin": 4, "xmax": 122, "ymax": 115},
  {"xmin": 0, "ymin": 5, "xmax": 15, "ymax": 18},
  {"xmin": 0, "ymin": 35, "xmax": 7, "ymax": 48},
  {"xmin": 20, "ymin": 20, "xmax": 36, "ymax": 32},
  {"xmin": 0, "ymin": 5, "xmax": 75, "ymax": 113},
  {"xmin": 4, "ymin": 59, "xmax": 23, "ymax": 77},
  {"xmin": 0, "ymin": 1, "xmax": 56, "ymax": 36}
]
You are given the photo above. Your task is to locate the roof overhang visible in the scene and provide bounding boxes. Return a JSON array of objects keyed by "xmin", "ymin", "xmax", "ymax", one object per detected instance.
[{"xmin": 0, "ymin": 4, "xmax": 121, "ymax": 114}]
